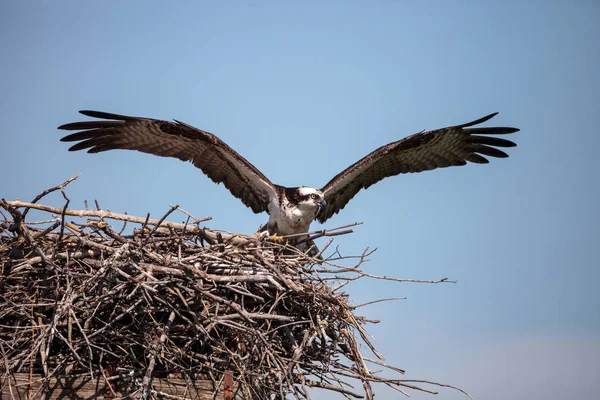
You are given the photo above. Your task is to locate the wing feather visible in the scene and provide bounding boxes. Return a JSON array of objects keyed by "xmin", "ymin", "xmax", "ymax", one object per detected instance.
[
  {"xmin": 318, "ymin": 113, "xmax": 519, "ymax": 223},
  {"xmin": 59, "ymin": 111, "xmax": 277, "ymax": 213}
]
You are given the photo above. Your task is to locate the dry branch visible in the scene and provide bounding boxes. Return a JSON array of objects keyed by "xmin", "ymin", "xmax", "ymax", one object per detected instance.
[{"xmin": 0, "ymin": 177, "xmax": 466, "ymax": 399}]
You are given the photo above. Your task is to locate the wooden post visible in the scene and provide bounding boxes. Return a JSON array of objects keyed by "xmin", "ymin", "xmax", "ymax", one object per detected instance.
[
  {"xmin": 223, "ymin": 370, "xmax": 234, "ymax": 400},
  {"xmin": 1, "ymin": 373, "xmax": 246, "ymax": 399}
]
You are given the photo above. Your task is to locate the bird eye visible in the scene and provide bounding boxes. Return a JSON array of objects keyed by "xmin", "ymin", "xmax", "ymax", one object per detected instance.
[{"xmin": 310, "ymin": 194, "xmax": 317, "ymax": 199}]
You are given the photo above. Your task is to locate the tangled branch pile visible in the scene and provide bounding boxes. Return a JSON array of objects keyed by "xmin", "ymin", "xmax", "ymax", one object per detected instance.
[{"xmin": 0, "ymin": 177, "xmax": 457, "ymax": 399}]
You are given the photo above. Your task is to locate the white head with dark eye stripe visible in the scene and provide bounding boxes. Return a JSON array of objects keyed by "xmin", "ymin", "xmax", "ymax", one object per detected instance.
[
  {"xmin": 297, "ymin": 187, "xmax": 325, "ymax": 214},
  {"xmin": 286, "ymin": 187, "xmax": 326, "ymax": 218}
]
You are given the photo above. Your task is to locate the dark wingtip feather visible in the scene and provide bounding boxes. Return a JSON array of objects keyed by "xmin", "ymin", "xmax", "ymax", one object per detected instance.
[
  {"xmin": 79, "ymin": 110, "xmax": 112, "ymax": 118},
  {"xmin": 483, "ymin": 127, "xmax": 520, "ymax": 134},
  {"xmin": 468, "ymin": 136, "xmax": 517, "ymax": 148},
  {"xmin": 459, "ymin": 112, "xmax": 498, "ymax": 128},
  {"xmin": 466, "ymin": 153, "xmax": 490, "ymax": 164},
  {"xmin": 68, "ymin": 142, "xmax": 93, "ymax": 152},
  {"xmin": 60, "ymin": 132, "xmax": 80, "ymax": 142},
  {"xmin": 60, "ymin": 129, "xmax": 112, "ymax": 142},
  {"xmin": 79, "ymin": 110, "xmax": 139, "ymax": 121},
  {"xmin": 473, "ymin": 144, "xmax": 510, "ymax": 158},
  {"xmin": 59, "ymin": 113, "xmax": 130, "ymax": 131},
  {"xmin": 66, "ymin": 137, "xmax": 110, "ymax": 152},
  {"xmin": 58, "ymin": 121, "xmax": 90, "ymax": 130}
]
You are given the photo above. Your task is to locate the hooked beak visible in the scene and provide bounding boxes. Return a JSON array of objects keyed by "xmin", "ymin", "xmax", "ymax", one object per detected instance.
[{"xmin": 316, "ymin": 198, "xmax": 326, "ymax": 218}]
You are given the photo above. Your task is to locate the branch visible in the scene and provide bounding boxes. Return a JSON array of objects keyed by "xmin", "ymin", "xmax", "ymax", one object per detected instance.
[{"xmin": 22, "ymin": 174, "xmax": 81, "ymax": 219}]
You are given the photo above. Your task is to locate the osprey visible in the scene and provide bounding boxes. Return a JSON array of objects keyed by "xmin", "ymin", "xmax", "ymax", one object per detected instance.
[{"xmin": 59, "ymin": 111, "xmax": 519, "ymax": 245}]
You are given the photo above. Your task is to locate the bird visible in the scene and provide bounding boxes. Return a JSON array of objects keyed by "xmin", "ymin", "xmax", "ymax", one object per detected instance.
[{"xmin": 59, "ymin": 110, "xmax": 519, "ymax": 249}]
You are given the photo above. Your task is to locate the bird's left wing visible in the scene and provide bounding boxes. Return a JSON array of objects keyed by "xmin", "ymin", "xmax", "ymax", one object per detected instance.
[
  {"xmin": 318, "ymin": 113, "xmax": 519, "ymax": 223},
  {"xmin": 59, "ymin": 110, "xmax": 277, "ymax": 213}
]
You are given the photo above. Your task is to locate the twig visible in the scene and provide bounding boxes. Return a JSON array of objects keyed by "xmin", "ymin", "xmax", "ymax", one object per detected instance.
[
  {"xmin": 55, "ymin": 190, "xmax": 71, "ymax": 250},
  {"xmin": 352, "ymin": 297, "xmax": 407, "ymax": 309},
  {"xmin": 22, "ymin": 174, "xmax": 80, "ymax": 219}
]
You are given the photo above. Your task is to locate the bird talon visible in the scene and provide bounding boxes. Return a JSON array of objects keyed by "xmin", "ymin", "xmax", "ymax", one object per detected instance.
[
  {"xmin": 253, "ymin": 231, "xmax": 284, "ymax": 242},
  {"xmin": 269, "ymin": 234, "xmax": 284, "ymax": 242}
]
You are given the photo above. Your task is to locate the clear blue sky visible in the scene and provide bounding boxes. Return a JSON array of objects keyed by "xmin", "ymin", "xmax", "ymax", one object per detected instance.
[{"xmin": 1, "ymin": 1, "xmax": 598, "ymax": 399}]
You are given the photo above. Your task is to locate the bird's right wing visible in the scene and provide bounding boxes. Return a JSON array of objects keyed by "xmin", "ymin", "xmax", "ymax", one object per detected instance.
[{"xmin": 318, "ymin": 113, "xmax": 519, "ymax": 223}]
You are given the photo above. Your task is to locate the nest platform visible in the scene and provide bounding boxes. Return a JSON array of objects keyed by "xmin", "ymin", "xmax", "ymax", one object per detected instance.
[{"xmin": 0, "ymin": 176, "xmax": 460, "ymax": 399}]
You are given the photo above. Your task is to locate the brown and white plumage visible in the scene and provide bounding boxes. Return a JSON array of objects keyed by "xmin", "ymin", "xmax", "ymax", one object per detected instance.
[
  {"xmin": 60, "ymin": 110, "xmax": 277, "ymax": 214},
  {"xmin": 59, "ymin": 110, "xmax": 518, "ymax": 239},
  {"xmin": 318, "ymin": 112, "xmax": 518, "ymax": 222}
]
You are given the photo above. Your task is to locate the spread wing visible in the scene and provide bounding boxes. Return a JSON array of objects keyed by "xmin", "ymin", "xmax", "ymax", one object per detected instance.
[
  {"xmin": 59, "ymin": 110, "xmax": 277, "ymax": 213},
  {"xmin": 318, "ymin": 112, "xmax": 519, "ymax": 223}
]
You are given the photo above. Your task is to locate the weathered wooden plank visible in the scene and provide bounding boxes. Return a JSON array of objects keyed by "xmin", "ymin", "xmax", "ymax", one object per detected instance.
[{"xmin": 1, "ymin": 373, "xmax": 247, "ymax": 399}]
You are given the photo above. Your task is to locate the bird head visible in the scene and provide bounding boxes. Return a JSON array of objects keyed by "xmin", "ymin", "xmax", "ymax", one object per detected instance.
[{"xmin": 295, "ymin": 187, "xmax": 326, "ymax": 218}]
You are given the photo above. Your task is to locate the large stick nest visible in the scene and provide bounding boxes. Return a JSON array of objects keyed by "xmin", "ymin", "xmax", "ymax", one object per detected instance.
[{"xmin": 0, "ymin": 176, "xmax": 459, "ymax": 399}]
